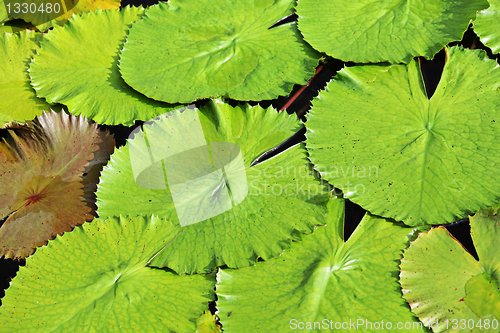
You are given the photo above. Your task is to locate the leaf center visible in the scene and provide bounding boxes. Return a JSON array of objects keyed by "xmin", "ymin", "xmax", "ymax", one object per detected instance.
[
  {"xmin": 25, "ymin": 192, "xmax": 46, "ymax": 206},
  {"xmin": 11, "ymin": 175, "xmax": 54, "ymax": 210}
]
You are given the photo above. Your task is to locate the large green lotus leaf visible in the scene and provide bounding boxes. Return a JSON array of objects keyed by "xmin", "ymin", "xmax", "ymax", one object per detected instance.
[
  {"xmin": 29, "ymin": 7, "xmax": 176, "ymax": 126},
  {"xmin": 0, "ymin": 30, "xmax": 52, "ymax": 126},
  {"xmin": 474, "ymin": 0, "xmax": 500, "ymax": 54},
  {"xmin": 306, "ymin": 46, "xmax": 500, "ymax": 226},
  {"xmin": 0, "ymin": 215, "xmax": 215, "ymax": 332},
  {"xmin": 216, "ymin": 198, "xmax": 427, "ymax": 332},
  {"xmin": 118, "ymin": 0, "xmax": 320, "ymax": 104},
  {"xmin": 0, "ymin": 0, "xmax": 120, "ymax": 30},
  {"xmin": 296, "ymin": 0, "xmax": 488, "ymax": 63},
  {"xmin": 400, "ymin": 207, "xmax": 500, "ymax": 332},
  {"xmin": 0, "ymin": 110, "xmax": 114, "ymax": 259},
  {"xmin": 96, "ymin": 100, "xmax": 329, "ymax": 274}
]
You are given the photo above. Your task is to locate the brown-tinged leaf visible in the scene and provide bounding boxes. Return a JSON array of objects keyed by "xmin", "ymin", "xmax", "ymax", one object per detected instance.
[
  {"xmin": 0, "ymin": 109, "xmax": 114, "ymax": 259},
  {"xmin": 81, "ymin": 127, "xmax": 115, "ymax": 216}
]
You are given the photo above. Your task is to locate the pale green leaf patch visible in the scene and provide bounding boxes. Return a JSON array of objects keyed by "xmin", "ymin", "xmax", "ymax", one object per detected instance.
[
  {"xmin": 306, "ymin": 46, "xmax": 500, "ymax": 226},
  {"xmin": 0, "ymin": 30, "xmax": 52, "ymax": 126},
  {"xmin": 118, "ymin": 0, "xmax": 320, "ymax": 103},
  {"xmin": 29, "ymin": 7, "xmax": 176, "ymax": 126},
  {"xmin": 296, "ymin": 0, "xmax": 488, "ymax": 63},
  {"xmin": 474, "ymin": 0, "xmax": 500, "ymax": 54},
  {"xmin": 216, "ymin": 198, "xmax": 427, "ymax": 332},
  {"xmin": 0, "ymin": 215, "xmax": 214, "ymax": 332},
  {"xmin": 96, "ymin": 99, "xmax": 329, "ymax": 274},
  {"xmin": 400, "ymin": 207, "xmax": 500, "ymax": 331}
]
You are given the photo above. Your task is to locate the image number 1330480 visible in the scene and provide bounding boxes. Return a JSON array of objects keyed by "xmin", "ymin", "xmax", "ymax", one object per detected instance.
[{"xmin": 4, "ymin": 0, "xmax": 78, "ymax": 24}]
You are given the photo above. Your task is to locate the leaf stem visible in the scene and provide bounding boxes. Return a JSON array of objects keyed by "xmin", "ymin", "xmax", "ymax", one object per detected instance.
[{"xmin": 279, "ymin": 65, "xmax": 323, "ymax": 112}]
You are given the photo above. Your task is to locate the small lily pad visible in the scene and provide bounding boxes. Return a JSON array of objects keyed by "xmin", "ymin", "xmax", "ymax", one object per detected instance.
[
  {"xmin": 400, "ymin": 207, "xmax": 500, "ymax": 331},
  {"xmin": 29, "ymin": 7, "xmax": 176, "ymax": 126},
  {"xmin": 0, "ymin": 30, "xmax": 52, "ymax": 126}
]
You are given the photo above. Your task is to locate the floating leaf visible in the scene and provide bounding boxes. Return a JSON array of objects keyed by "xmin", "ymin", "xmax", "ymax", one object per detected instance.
[
  {"xmin": 29, "ymin": 7, "xmax": 175, "ymax": 126},
  {"xmin": 0, "ymin": 5, "xmax": 6, "ymax": 23},
  {"xmin": 96, "ymin": 99, "xmax": 329, "ymax": 274},
  {"xmin": 0, "ymin": 30, "xmax": 52, "ymax": 126},
  {"xmin": 118, "ymin": 0, "xmax": 320, "ymax": 103},
  {"xmin": 400, "ymin": 207, "xmax": 500, "ymax": 331},
  {"xmin": 0, "ymin": 110, "xmax": 113, "ymax": 259},
  {"xmin": 474, "ymin": 0, "xmax": 500, "ymax": 54},
  {"xmin": 216, "ymin": 198, "xmax": 427, "ymax": 332},
  {"xmin": 0, "ymin": 0, "xmax": 120, "ymax": 30},
  {"xmin": 296, "ymin": 0, "xmax": 488, "ymax": 63},
  {"xmin": 306, "ymin": 46, "xmax": 500, "ymax": 226},
  {"xmin": 0, "ymin": 215, "xmax": 215, "ymax": 332}
]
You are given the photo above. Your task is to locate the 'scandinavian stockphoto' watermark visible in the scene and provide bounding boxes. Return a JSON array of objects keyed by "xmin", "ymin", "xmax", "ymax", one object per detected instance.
[{"xmin": 248, "ymin": 164, "xmax": 379, "ymax": 198}]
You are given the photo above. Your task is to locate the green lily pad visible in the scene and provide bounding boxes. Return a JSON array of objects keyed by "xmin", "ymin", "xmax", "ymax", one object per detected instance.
[
  {"xmin": 0, "ymin": 29, "xmax": 52, "ymax": 126},
  {"xmin": 306, "ymin": 46, "xmax": 500, "ymax": 226},
  {"xmin": 118, "ymin": 0, "xmax": 320, "ymax": 104},
  {"xmin": 216, "ymin": 198, "xmax": 427, "ymax": 332},
  {"xmin": 400, "ymin": 207, "xmax": 500, "ymax": 331},
  {"xmin": 0, "ymin": 110, "xmax": 114, "ymax": 259},
  {"xmin": 474, "ymin": 0, "xmax": 500, "ymax": 54},
  {"xmin": 296, "ymin": 0, "xmax": 488, "ymax": 63},
  {"xmin": 29, "ymin": 7, "xmax": 176, "ymax": 126},
  {"xmin": 0, "ymin": 215, "xmax": 215, "ymax": 332},
  {"xmin": 96, "ymin": 99, "xmax": 329, "ymax": 274}
]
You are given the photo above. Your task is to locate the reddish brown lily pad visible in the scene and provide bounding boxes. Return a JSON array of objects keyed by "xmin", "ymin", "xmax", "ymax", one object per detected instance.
[{"xmin": 0, "ymin": 110, "xmax": 114, "ymax": 259}]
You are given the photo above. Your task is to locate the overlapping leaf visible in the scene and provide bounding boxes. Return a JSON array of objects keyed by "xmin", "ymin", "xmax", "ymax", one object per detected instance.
[
  {"xmin": 0, "ymin": 0, "xmax": 120, "ymax": 30},
  {"xmin": 216, "ymin": 198, "xmax": 427, "ymax": 332},
  {"xmin": 306, "ymin": 46, "xmax": 500, "ymax": 226},
  {"xmin": 96, "ymin": 100, "xmax": 329, "ymax": 274},
  {"xmin": 296, "ymin": 0, "xmax": 488, "ymax": 63},
  {"xmin": 400, "ymin": 207, "xmax": 500, "ymax": 332},
  {"xmin": 0, "ymin": 110, "xmax": 114, "ymax": 259},
  {"xmin": 29, "ymin": 7, "xmax": 176, "ymax": 126},
  {"xmin": 118, "ymin": 0, "xmax": 320, "ymax": 103},
  {"xmin": 474, "ymin": 0, "xmax": 500, "ymax": 54},
  {"xmin": 0, "ymin": 215, "xmax": 215, "ymax": 332},
  {"xmin": 0, "ymin": 30, "xmax": 52, "ymax": 126}
]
